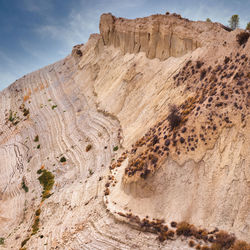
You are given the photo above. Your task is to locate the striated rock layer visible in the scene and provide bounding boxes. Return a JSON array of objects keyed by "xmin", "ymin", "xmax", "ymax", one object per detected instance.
[
  {"xmin": 99, "ymin": 13, "xmax": 228, "ymax": 60},
  {"xmin": 0, "ymin": 12, "xmax": 249, "ymax": 250}
]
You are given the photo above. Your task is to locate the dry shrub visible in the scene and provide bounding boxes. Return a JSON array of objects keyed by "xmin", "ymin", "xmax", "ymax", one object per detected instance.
[
  {"xmin": 232, "ymin": 240, "xmax": 250, "ymax": 250},
  {"xmin": 171, "ymin": 221, "xmax": 177, "ymax": 228},
  {"xmin": 200, "ymin": 69, "xmax": 207, "ymax": 80},
  {"xmin": 176, "ymin": 221, "xmax": 195, "ymax": 237},
  {"xmin": 189, "ymin": 240, "xmax": 195, "ymax": 247},
  {"xmin": 201, "ymin": 246, "xmax": 210, "ymax": 250},
  {"xmin": 86, "ymin": 144, "xmax": 92, "ymax": 152},
  {"xmin": 196, "ymin": 61, "xmax": 204, "ymax": 69},
  {"xmin": 167, "ymin": 105, "xmax": 182, "ymax": 130},
  {"xmin": 236, "ymin": 32, "xmax": 250, "ymax": 45},
  {"xmin": 213, "ymin": 231, "xmax": 235, "ymax": 249}
]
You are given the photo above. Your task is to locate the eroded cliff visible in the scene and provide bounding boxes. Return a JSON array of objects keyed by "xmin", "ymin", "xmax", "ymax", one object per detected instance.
[{"xmin": 0, "ymin": 12, "xmax": 249, "ymax": 250}]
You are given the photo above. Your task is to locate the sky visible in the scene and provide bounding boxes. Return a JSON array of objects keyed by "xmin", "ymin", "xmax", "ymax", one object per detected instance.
[{"xmin": 0, "ymin": 0, "xmax": 249, "ymax": 90}]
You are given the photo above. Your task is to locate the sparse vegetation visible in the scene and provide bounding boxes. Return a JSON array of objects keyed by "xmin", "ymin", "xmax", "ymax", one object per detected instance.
[{"xmin": 60, "ymin": 156, "xmax": 66, "ymax": 162}]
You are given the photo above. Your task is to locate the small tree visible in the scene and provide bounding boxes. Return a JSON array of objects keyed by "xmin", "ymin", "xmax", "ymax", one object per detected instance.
[
  {"xmin": 206, "ymin": 18, "xmax": 211, "ymax": 22},
  {"xmin": 229, "ymin": 15, "xmax": 239, "ymax": 30},
  {"xmin": 246, "ymin": 22, "xmax": 250, "ymax": 30}
]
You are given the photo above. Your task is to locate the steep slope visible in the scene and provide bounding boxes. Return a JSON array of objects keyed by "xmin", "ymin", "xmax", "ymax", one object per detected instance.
[{"xmin": 0, "ymin": 13, "xmax": 249, "ymax": 250}]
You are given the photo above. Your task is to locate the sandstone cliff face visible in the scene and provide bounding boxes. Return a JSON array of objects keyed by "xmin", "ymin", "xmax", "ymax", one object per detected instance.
[
  {"xmin": 99, "ymin": 13, "xmax": 226, "ymax": 60},
  {"xmin": 0, "ymin": 13, "xmax": 249, "ymax": 250}
]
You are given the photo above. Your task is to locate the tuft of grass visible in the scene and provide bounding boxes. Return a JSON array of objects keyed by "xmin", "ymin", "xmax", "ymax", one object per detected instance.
[
  {"xmin": 60, "ymin": 156, "xmax": 66, "ymax": 162},
  {"xmin": 9, "ymin": 110, "xmax": 14, "ymax": 122},
  {"xmin": 88, "ymin": 169, "xmax": 94, "ymax": 176},
  {"xmin": 113, "ymin": 146, "xmax": 118, "ymax": 151},
  {"xmin": 34, "ymin": 135, "xmax": 39, "ymax": 142}
]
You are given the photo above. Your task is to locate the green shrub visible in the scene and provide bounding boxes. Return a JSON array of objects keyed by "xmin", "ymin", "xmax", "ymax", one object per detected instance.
[
  {"xmin": 31, "ymin": 217, "xmax": 40, "ymax": 235},
  {"xmin": 37, "ymin": 169, "xmax": 42, "ymax": 174},
  {"xmin": 8, "ymin": 110, "xmax": 14, "ymax": 122},
  {"xmin": 52, "ymin": 105, "xmax": 57, "ymax": 110},
  {"xmin": 37, "ymin": 169, "xmax": 55, "ymax": 201},
  {"xmin": 60, "ymin": 156, "xmax": 66, "ymax": 162},
  {"xmin": 113, "ymin": 146, "xmax": 118, "ymax": 151},
  {"xmin": 37, "ymin": 144, "xmax": 40, "ymax": 149},
  {"xmin": 0, "ymin": 237, "xmax": 4, "ymax": 245},
  {"xmin": 34, "ymin": 135, "xmax": 39, "ymax": 142},
  {"xmin": 21, "ymin": 180, "xmax": 29, "ymax": 192}
]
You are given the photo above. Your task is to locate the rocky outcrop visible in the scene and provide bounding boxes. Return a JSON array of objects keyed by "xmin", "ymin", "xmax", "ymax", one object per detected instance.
[{"xmin": 99, "ymin": 13, "xmax": 224, "ymax": 60}]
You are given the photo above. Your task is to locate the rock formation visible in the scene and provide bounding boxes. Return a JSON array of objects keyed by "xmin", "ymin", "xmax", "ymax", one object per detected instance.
[{"xmin": 0, "ymin": 13, "xmax": 249, "ymax": 250}]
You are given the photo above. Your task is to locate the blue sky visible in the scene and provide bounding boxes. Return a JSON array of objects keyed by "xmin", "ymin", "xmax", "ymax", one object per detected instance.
[{"xmin": 0, "ymin": 0, "xmax": 249, "ymax": 90}]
